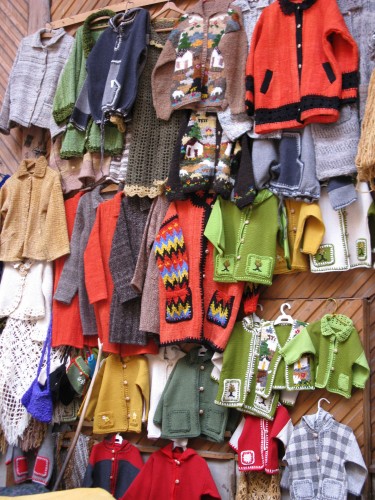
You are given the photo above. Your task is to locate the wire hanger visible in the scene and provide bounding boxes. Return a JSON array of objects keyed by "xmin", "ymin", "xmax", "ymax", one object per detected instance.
[
  {"xmin": 317, "ymin": 397, "xmax": 330, "ymax": 413},
  {"xmin": 326, "ymin": 297, "xmax": 338, "ymax": 315},
  {"xmin": 151, "ymin": 1, "xmax": 186, "ymax": 31},
  {"xmin": 114, "ymin": 433, "xmax": 123, "ymax": 444},
  {"xmin": 274, "ymin": 302, "xmax": 294, "ymax": 325}
]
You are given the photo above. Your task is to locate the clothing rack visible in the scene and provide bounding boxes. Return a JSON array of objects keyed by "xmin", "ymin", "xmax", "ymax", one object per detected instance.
[{"xmin": 46, "ymin": 0, "xmax": 166, "ymax": 30}]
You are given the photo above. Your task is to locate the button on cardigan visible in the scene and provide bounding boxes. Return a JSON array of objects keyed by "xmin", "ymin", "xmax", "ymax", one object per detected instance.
[
  {"xmin": 246, "ymin": 0, "xmax": 359, "ymax": 134},
  {"xmin": 0, "ymin": 28, "xmax": 74, "ymax": 138},
  {"xmin": 0, "ymin": 157, "xmax": 70, "ymax": 262}
]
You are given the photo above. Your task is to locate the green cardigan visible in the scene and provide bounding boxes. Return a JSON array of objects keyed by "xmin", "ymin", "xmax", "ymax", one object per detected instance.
[
  {"xmin": 153, "ymin": 347, "xmax": 228, "ymax": 442},
  {"xmin": 279, "ymin": 314, "xmax": 370, "ymax": 399},
  {"xmin": 52, "ymin": 10, "xmax": 123, "ymax": 158},
  {"xmin": 204, "ymin": 190, "xmax": 279, "ymax": 286}
]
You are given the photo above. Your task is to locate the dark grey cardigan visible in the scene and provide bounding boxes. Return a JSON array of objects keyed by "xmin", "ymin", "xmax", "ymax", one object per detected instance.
[{"xmin": 108, "ymin": 195, "xmax": 151, "ymax": 344}]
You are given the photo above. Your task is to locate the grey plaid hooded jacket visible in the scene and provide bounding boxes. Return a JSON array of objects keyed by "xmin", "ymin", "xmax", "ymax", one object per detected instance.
[{"xmin": 281, "ymin": 409, "xmax": 367, "ymax": 499}]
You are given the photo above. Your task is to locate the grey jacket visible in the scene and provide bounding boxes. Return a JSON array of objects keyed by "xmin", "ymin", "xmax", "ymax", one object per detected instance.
[
  {"xmin": 108, "ymin": 195, "xmax": 151, "ymax": 344},
  {"xmin": 338, "ymin": 0, "xmax": 375, "ymax": 121},
  {"xmin": 54, "ymin": 186, "xmax": 105, "ymax": 335},
  {"xmin": 0, "ymin": 28, "xmax": 73, "ymax": 138}
]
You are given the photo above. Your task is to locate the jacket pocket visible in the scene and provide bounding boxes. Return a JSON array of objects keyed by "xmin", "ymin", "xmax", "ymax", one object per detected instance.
[
  {"xmin": 96, "ymin": 411, "xmax": 115, "ymax": 430},
  {"xmin": 167, "ymin": 409, "xmax": 191, "ymax": 433},
  {"xmin": 322, "ymin": 62, "xmax": 336, "ymax": 84},
  {"xmin": 165, "ymin": 286, "xmax": 193, "ymax": 323},
  {"xmin": 260, "ymin": 69, "xmax": 273, "ymax": 94},
  {"xmin": 321, "ymin": 478, "xmax": 344, "ymax": 499},
  {"xmin": 204, "ymin": 407, "xmax": 225, "ymax": 433},
  {"xmin": 206, "ymin": 290, "xmax": 235, "ymax": 329},
  {"xmin": 338, "ymin": 373, "xmax": 349, "ymax": 392},
  {"xmin": 292, "ymin": 479, "xmax": 314, "ymax": 499}
]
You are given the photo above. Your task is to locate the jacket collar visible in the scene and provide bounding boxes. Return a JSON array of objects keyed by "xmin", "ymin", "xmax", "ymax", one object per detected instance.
[
  {"xmin": 30, "ymin": 28, "xmax": 66, "ymax": 48},
  {"xmin": 188, "ymin": 0, "xmax": 233, "ymax": 17},
  {"xmin": 157, "ymin": 346, "xmax": 185, "ymax": 362},
  {"xmin": 234, "ymin": 0, "xmax": 271, "ymax": 12},
  {"xmin": 321, "ymin": 314, "xmax": 353, "ymax": 343},
  {"xmin": 337, "ymin": 0, "xmax": 363, "ymax": 14},
  {"xmin": 82, "ymin": 9, "xmax": 116, "ymax": 58},
  {"xmin": 302, "ymin": 409, "xmax": 334, "ymax": 434},
  {"xmin": 160, "ymin": 443, "xmax": 197, "ymax": 461},
  {"xmin": 186, "ymin": 346, "xmax": 213, "ymax": 364},
  {"xmin": 91, "ymin": 185, "xmax": 105, "ymax": 209},
  {"xmin": 278, "ymin": 0, "xmax": 317, "ymax": 15},
  {"xmin": 16, "ymin": 156, "xmax": 48, "ymax": 179}
]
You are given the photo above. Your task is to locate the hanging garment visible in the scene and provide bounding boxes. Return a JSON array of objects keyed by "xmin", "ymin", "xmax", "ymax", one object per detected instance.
[
  {"xmin": 154, "ymin": 347, "xmax": 228, "ymax": 442},
  {"xmin": 279, "ymin": 313, "xmax": 370, "ymax": 398},
  {"xmin": 0, "ymin": 28, "xmax": 74, "ymax": 138},
  {"xmin": 230, "ymin": 404, "xmax": 293, "ymax": 473},
  {"xmin": 0, "ymin": 157, "xmax": 69, "ymax": 262},
  {"xmin": 124, "ymin": 19, "xmax": 183, "ymax": 198},
  {"xmin": 153, "ymin": 193, "xmax": 244, "ymax": 352},
  {"xmin": 235, "ymin": 471, "xmax": 281, "ymax": 500},
  {"xmin": 152, "ymin": 0, "xmax": 248, "ymax": 121},
  {"xmin": 83, "ymin": 436, "xmax": 143, "ymax": 499},
  {"xmin": 246, "ymin": 0, "xmax": 359, "ymax": 134},
  {"xmin": 121, "ymin": 443, "xmax": 220, "ymax": 500},
  {"xmin": 84, "ymin": 354, "xmax": 149, "ymax": 434},
  {"xmin": 281, "ymin": 409, "xmax": 367, "ymax": 499},
  {"xmin": 146, "ymin": 346, "xmax": 186, "ymax": 439}
]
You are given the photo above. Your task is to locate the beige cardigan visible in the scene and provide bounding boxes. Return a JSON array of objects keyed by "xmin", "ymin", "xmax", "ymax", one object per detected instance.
[{"xmin": 0, "ymin": 156, "xmax": 70, "ymax": 261}]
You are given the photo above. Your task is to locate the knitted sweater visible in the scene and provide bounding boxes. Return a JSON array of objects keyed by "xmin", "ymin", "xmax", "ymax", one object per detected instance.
[
  {"xmin": 84, "ymin": 354, "xmax": 150, "ymax": 434},
  {"xmin": 0, "ymin": 157, "xmax": 70, "ymax": 262},
  {"xmin": 0, "ymin": 28, "xmax": 74, "ymax": 138},
  {"xmin": 153, "ymin": 193, "xmax": 244, "ymax": 352},
  {"xmin": 204, "ymin": 191, "xmax": 279, "ymax": 286},
  {"xmin": 124, "ymin": 20, "xmax": 183, "ymax": 198},
  {"xmin": 279, "ymin": 314, "xmax": 370, "ymax": 398},
  {"xmin": 154, "ymin": 347, "xmax": 229, "ymax": 442},
  {"xmin": 152, "ymin": 0, "xmax": 248, "ymax": 121},
  {"xmin": 246, "ymin": 0, "xmax": 359, "ymax": 134}
]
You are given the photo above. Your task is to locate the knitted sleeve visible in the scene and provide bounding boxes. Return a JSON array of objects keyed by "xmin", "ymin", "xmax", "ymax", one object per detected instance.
[
  {"xmin": 296, "ymin": 202, "xmax": 325, "ymax": 255},
  {"xmin": 324, "ymin": 0, "xmax": 359, "ymax": 102},
  {"xmin": 200, "ymin": 457, "xmax": 221, "ymax": 499},
  {"xmin": 352, "ymin": 350, "xmax": 370, "ymax": 389},
  {"xmin": 84, "ymin": 207, "xmax": 108, "ymax": 304},
  {"xmin": 219, "ymin": 7, "xmax": 248, "ymax": 116},
  {"xmin": 245, "ymin": 14, "xmax": 263, "ymax": 116},
  {"xmin": 153, "ymin": 207, "xmax": 193, "ymax": 324},
  {"xmin": 151, "ymin": 37, "xmax": 178, "ymax": 121},
  {"xmin": 44, "ymin": 175, "xmax": 70, "ymax": 261},
  {"xmin": 0, "ymin": 42, "xmax": 21, "ymax": 134},
  {"xmin": 279, "ymin": 325, "xmax": 317, "ymax": 366},
  {"xmin": 54, "ymin": 196, "xmax": 85, "ymax": 303},
  {"xmin": 345, "ymin": 431, "xmax": 368, "ymax": 496}
]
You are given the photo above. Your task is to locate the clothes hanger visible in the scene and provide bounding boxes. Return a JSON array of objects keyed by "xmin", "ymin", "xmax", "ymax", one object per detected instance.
[
  {"xmin": 114, "ymin": 433, "xmax": 123, "ymax": 444},
  {"xmin": 89, "ymin": 16, "xmax": 111, "ymax": 30},
  {"xmin": 316, "ymin": 397, "xmax": 330, "ymax": 417},
  {"xmin": 243, "ymin": 303, "xmax": 263, "ymax": 328},
  {"xmin": 172, "ymin": 439, "xmax": 187, "ymax": 451},
  {"xmin": 198, "ymin": 344, "xmax": 207, "ymax": 356},
  {"xmin": 151, "ymin": 1, "xmax": 186, "ymax": 32},
  {"xmin": 326, "ymin": 297, "xmax": 347, "ymax": 325},
  {"xmin": 274, "ymin": 302, "xmax": 294, "ymax": 325},
  {"xmin": 41, "ymin": 28, "xmax": 53, "ymax": 39}
]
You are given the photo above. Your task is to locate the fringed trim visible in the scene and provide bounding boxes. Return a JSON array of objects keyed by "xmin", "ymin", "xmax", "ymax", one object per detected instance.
[{"xmin": 124, "ymin": 183, "xmax": 165, "ymax": 198}]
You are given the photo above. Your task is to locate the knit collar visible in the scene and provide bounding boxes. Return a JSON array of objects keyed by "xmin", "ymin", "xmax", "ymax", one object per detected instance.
[
  {"xmin": 16, "ymin": 156, "xmax": 47, "ymax": 179},
  {"xmin": 30, "ymin": 28, "xmax": 66, "ymax": 48},
  {"xmin": 161, "ymin": 443, "xmax": 197, "ymax": 461},
  {"xmin": 320, "ymin": 314, "xmax": 353, "ymax": 343},
  {"xmin": 186, "ymin": 346, "xmax": 213, "ymax": 364},
  {"xmin": 188, "ymin": 0, "xmax": 233, "ymax": 18},
  {"xmin": 82, "ymin": 9, "xmax": 116, "ymax": 59},
  {"xmin": 278, "ymin": 0, "xmax": 317, "ymax": 15},
  {"xmin": 253, "ymin": 188, "xmax": 274, "ymax": 207},
  {"xmin": 233, "ymin": 0, "xmax": 271, "ymax": 13},
  {"xmin": 302, "ymin": 409, "xmax": 334, "ymax": 434},
  {"xmin": 102, "ymin": 435, "xmax": 132, "ymax": 452},
  {"xmin": 91, "ymin": 185, "xmax": 105, "ymax": 209}
]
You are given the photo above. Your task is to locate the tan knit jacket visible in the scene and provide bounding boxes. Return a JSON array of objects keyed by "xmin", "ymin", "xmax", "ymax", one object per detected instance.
[{"xmin": 0, "ymin": 156, "xmax": 70, "ymax": 262}]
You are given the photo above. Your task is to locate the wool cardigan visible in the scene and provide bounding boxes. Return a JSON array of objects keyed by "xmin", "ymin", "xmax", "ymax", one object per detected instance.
[
  {"xmin": 55, "ymin": 186, "xmax": 106, "ymax": 336},
  {"xmin": 154, "ymin": 347, "xmax": 229, "ymax": 442},
  {"xmin": 82, "ymin": 437, "xmax": 143, "ymax": 499},
  {"xmin": 108, "ymin": 196, "xmax": 151, "ymax": 345},
  {"xmin": 121, "ymin": 444, "xmax": 220, "ymax": 500},
  {"xmin": 279, "ymin": 314, "xmax": 370, "ymax": 398},
  {"xmin": 84, "ymin": 354, "xmax": 150, "ymax": 434},
  {"xmin": 204, "ymin": 191, "xmax": 279, "ymax": 286},
  {"xmin": 0, "ymin": 28, "xmax": 74, "ymax": 138},
  {"xmin": 0, "ymin": 157, "xmax": 70, "ymax": 262},
  {"xmin": 152, "ymin": 0, "xmax": 248, "ymax": 121},
  {"xmin": 146, "ymin": 346, "xmax": 186, "ymax": 439},
  {"xmin": 153, "ymin": 193, "xmax": 244, "ymax": 352},
  {"xmin": 229, "ymin": 404, "xmax": 293, "ymax": 473},
  {"xmin": 281, "ymin": 409, "xmax": 367, "ymax": 499},
  {"xmin": 246, "ymin": 0, "xmax": 359, "ymax": 134}
]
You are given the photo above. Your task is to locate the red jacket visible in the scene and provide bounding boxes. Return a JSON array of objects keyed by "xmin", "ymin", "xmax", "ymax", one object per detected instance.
[
  {"xmin": 246, "ymin": 0, "xmax": 359, "ymax": 134},
  {"xmin": 121, "ymin": 444, "xmax": 220, "ymax": 500}
]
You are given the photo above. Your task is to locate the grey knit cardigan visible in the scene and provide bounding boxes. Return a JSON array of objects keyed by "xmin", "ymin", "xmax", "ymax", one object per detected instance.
[
  {"xmin": 108, "ymin": 196, "xmax": 151, "ymax": 345},
  {"xmin": 54, "ymin": 186, "xmax": 105, "ymax": 335}
]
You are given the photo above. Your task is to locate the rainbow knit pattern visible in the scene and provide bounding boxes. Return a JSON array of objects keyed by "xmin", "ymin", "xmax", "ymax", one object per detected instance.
[
  {"xmin": 207, "ymin": 290, "xmax": 235, "ymax": 328},
  {"xmin": 154, "ymin": 215, "xmax": 193, "ymax": 323}
]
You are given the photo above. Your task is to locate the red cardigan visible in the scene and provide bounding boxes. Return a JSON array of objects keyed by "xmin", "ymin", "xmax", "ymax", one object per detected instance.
[
  {"xmin": 245, "ymin": 0, "xmax": 359, "ymax": 134},
  {"xmin": 121, "ymin": 444, "xmax": 220, "ymax": 500}
]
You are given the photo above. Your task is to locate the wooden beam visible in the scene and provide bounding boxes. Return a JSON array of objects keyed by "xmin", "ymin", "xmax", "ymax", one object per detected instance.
[
  {"xmin": 46, "ymin": 0, "xmax": 165, "ymax": 30},
  {"xmin": 28, "ymin": 0, "xmax": 50, "ymax": 34}
]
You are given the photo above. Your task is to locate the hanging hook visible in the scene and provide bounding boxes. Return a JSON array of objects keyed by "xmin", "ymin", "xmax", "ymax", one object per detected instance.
[
  {"xmin": 280, "ymin": 303, "xmax": 291, "ymax": 315},
  {"xmin": 326, "ymin": 298, "xmax": 338, "ymax": 315},
  {"xmin": 317, "ymin": 397, "xmax": 330, "ymax": 411},
  {"xmin": 257, "ymin": 303, "xmax": 264, "ymax": 312}
]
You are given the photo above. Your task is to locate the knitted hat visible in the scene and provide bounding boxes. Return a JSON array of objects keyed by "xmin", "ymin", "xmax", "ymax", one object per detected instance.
[
  {"xmin": 327, "ymin": 176, "xmax": 357, "ymax": 210},
  {"xmin": 66, "ymin": 356, "xmax": 90, "ymax": 396}
]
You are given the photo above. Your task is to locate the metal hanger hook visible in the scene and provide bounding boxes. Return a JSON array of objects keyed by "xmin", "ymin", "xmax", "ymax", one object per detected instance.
[
  {"xmin": 257, "ymin": 303, "xmax": 264, "ymax": 312},
  {"xmin": 280, "ymin": 302, "xmax": 291, "ymax": 316},
  {"xmin": 326, "ymin": 297, "xmax": 338, "ymax": 315},
  {"xmin": 317, "ymin": 397, "xmax": 330, "ymax": 410}
]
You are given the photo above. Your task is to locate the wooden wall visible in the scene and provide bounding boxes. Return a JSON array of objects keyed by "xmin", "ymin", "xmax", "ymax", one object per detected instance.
[{"xmin": 0, "ymin": 0, "xmax": 374, "ymax": 496}]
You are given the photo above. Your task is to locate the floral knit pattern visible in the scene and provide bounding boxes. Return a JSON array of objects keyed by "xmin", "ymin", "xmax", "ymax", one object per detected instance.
[{"xmin": 154, "ymin": 215, "xmax": 192, "ymax": 323}]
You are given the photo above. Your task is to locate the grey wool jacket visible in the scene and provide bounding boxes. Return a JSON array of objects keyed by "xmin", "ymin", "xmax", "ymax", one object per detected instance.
[
  {"xmin": 54, "ymin": 186, "xmax": 106, "ymax": 335},
  {"xmin": 108, "ymin": 195, "xmax": 151, "ymax": 345}
]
